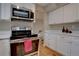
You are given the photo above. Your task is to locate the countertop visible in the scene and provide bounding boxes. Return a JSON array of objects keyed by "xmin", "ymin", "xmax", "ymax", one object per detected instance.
[
  {"xmin": 0, "ymin": 31, "xmax": 11, "ymax": 39},
  {"xmin": 45, "ymin": 30, "xmax": 79, "ymax": 37}
]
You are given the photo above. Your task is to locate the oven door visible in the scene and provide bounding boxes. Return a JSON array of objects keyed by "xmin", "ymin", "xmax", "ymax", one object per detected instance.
[{"xmin": 10, "ymin": 39, "xmax": 39, "ymax": 56}]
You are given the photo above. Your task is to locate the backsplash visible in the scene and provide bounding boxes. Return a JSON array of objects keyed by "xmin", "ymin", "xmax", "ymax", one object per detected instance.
[
  {"xmin": 11, "ymin": 21, "xmax": 33, "ymax": 30},
  {"xmin": 49, "ymin": 22, "xmax": 79, "ymax": 31}
]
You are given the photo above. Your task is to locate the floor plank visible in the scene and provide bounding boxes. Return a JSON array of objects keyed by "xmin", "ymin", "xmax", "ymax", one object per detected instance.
[{"xmin": 38, "ymin": 40, "xmax": 62, "ymax": 56}]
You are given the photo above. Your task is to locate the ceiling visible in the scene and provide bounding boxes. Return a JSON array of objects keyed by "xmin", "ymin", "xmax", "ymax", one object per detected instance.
[
  {"xmin": 37, "ymin": 3, "xmax": 69, "ymax": 12},
  {"xmin": 37, "ymin": 3, "xmax": 50, "ymax": 7}
]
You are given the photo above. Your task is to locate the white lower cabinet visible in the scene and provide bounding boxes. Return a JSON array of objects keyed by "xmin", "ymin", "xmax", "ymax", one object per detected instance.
[
  {"xmin": 44, "ymin": 33, "xmax": 57, "ymax": 51},
  {"xmin": 55, "ymin": 35, "xmax": 79, "ymax": 56},
  {"xmin": 71, "ymin": 37, "xmax": 79, "ymax": 56},
  {"xmin": 49, "ymin": 35, "xmax": 57, "ymax": 51},
  {"xmin": 44, "ymin": 31, "xmax": 79, "ymax": 56},
  {"xmin": 56, "ymin": 35, "xmax": 71, "ymax": 56},
  {"xmin": 62, "ymin": 38, "xmax": 71, "ymax": 56},
  {"xmin": 63, "ymin": 43, "xmax": 71, "ymax": 56},
  {"xmin": 0, "ymin": 39, "xmax": 10, "ymax": 56},
  {"xmin": 57, "ymin": 38, "xmax": 64, "ymax": 54},
  {"xmin": 56, "ymin": 36, "xmax": 64, "ymax": 54},
  {"xmin": 44, "ymin": 32, "xmax": 51, "ymax": 47},
  {"xmin": 46, "ymin": 35, "xmax": 56, "ymax": 50},
  {"xmin": 44, "ymin": 39, "xmax": 48, "ymax": 46}
]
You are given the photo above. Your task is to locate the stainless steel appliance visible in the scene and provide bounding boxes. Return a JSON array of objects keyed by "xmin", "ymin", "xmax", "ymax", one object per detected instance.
[
  {"xmin": 10, "ymin": 39, "xmax": 39, "ymax": 56},
  {"xmin": 10, "ymin": 30, "xmax": 31, "ymax": 40},
  {"xmin": 11, "ymin": 5, "xmax": 34, "ymax": 20}
]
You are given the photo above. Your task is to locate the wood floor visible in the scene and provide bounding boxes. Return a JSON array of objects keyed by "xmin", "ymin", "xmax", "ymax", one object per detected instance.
[{"xmin": 38, "ymin": 40, "xmax": 62, "ymax": 56}]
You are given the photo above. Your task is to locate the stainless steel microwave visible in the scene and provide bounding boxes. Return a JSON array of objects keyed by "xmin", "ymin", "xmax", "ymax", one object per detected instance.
[
  {"xmin": 11, "ymin": 5, "xmax": 34, "ymax": 20},
  {"xmin": 12, "ymin": 8, "xmax": 29, "ymax": 18}
]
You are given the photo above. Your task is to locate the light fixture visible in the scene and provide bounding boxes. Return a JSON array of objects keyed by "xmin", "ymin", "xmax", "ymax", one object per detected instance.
[{"xmin": 17, "ymin": 6, "xmax": 19, "ymax": 9}]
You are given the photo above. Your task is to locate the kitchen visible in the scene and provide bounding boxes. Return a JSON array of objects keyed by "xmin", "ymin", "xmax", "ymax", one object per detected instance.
[
  {"xmin": 0, "ymin": 3, "xmax": 79, "ymax": 56},
  {"xmin": 0, "ymin": 3, "xmax": 45, "ymax": 56}
]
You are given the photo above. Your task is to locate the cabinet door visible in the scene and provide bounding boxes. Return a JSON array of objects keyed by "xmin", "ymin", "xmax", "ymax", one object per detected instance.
[
  {"xmin": 64, "ymin": 4, "xmax": 76, "ymax": 23},
  {"xmin": 56, "ymin": 36, "xmax": 64, "ymax": 54},
  {"xmin": 48, "ymin": 35, "xmax": 57, "ymax": 50},
  {"xmin": 48, "ymin": 12, "xmax": 55, "ymax": 24},
  {"xmin": 44, "ymin": 32, "xmax": 57, "ymax": 50},
  {"xmin": 44, "ymin": 32, "xmax": 51, "ymax": 47},
  {"xmin": 76, "ymin": 3, "xmax": 79, "ymax": 21},
  {"xmin": 71, "ymin": 37, "xmax": 79, "ymax": 56},
  {"xmin": 0, "ymin": 3, "xmax": 1, "ymax": 18},
  {"xmin": 44, "ymin": 33, "xmax": 49, "ymax": 46},
  {"xmin": 0, "ymin": 3, "xmax": 11, "ymax": 21},
  {"xmin": 0, "ymin": 39, "xmax": 10, "ymax": 56},
  {"xmin": 48, "ymin": 6, "xmax": 64, "ymax": 24},
  {"xmin": 52, "ymin": 10, "xmax": 57, "ymax": 24},
  {"xmin": 54, "ymin": 7, "xmax": 64, "ymax": 24},
  {"xmin": 62, "ymin": 36, "xmax": 71, "ymax": 56},
  {"xmin": 57, "ymin": 35, "xmax": 71, "ymax": 56},
  {"xmin": 48, "ymin": 12, "xmax": 52, "ymax": 24}
]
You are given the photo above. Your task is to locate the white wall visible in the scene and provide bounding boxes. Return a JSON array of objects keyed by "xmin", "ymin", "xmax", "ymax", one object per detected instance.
[
  {"xmin": 32, "ymin": 4, "xmax": 46, "ymax": 39},
  {"xmin": 11, "ymin": 20, "xmax": 33, "ymax": 30},
  {"xmin": 0, "ymin": 21, "xmax": 11, "ymax": 31}
]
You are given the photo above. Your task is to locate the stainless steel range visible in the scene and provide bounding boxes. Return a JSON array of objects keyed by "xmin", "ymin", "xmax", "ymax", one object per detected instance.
[{"xmin": 10, "ymin": 30, "xmax": 31, "ymax": 40}]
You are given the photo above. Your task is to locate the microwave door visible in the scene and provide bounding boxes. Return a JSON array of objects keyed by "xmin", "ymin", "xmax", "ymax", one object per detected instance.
[{"xmin": 12, "ymin": 8, "xmax": 29, "ymax": 18}]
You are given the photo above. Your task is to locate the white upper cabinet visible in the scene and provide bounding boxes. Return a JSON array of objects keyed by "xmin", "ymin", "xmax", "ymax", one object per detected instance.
[
  {"xmin": 52, "ymin": 10, "xmax": 57, "ymax": 24},
  {"xmin": 48, "ymin": 12, "xmax": 55, "ymax": 24},
  {"xmin": 48, "ymin": 3, "xmax": 78, "ymax": 24},
  {"xmin": 0, "ymin": 3, "xmax": 11, "ymax": 21},
  {"xmin": 48, "ymin": 7, "xmax": 64, "ymax": 24},
  {"xmin": 54, "ymin": 7, "xmax": 64, "ymax": 24},
  {"xmin": 76, "ymin": 4, "xmax": 79, "ymax": 21},
  {"xmin": 63, "ymin": 4, "xmax": 77, "ymax": 23}
]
